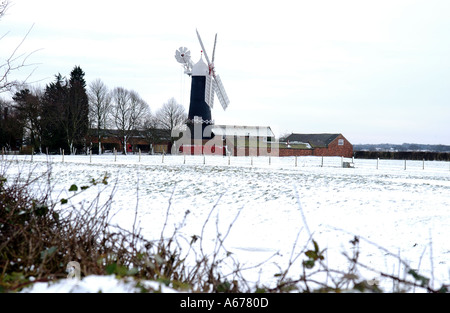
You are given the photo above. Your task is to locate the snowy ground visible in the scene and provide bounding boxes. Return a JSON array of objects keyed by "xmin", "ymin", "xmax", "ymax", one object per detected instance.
[{"xmin": 2, "ymin": 154, "xmax": 449, "ymax": 292}]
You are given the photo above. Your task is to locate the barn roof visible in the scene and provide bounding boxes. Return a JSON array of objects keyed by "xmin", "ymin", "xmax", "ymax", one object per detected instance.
[
  {"xmin": 87, "ymin": 128, "xmax": 172, "ymax": 142},
  {"xmin": 285, "ymin": 133, "xmax": 341, "ymax": 148},
  {"xmin": 212, "ymin": 125, "xmax": 275, "ymax": 138}
]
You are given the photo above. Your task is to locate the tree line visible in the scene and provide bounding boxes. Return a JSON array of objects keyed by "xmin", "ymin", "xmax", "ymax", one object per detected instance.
[
  {"xmin": 1, "ymin": 4, "xmax": 186, "ymax": 155},
  {"xmin": 354, "ymin": 143, "xmax": 450, "ymax": 153},
  {"xmin": 0, "ymin": 66, "xmax": 187, "ymax": 155},
  {"xmin": 354, "ymin": 150, "xmax": 450, "ymax": 161}
]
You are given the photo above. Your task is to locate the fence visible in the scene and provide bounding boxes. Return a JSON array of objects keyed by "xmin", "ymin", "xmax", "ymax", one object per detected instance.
[{"xmin": 3, "ymin": 148, "xmax": 450, "ymax": 173}]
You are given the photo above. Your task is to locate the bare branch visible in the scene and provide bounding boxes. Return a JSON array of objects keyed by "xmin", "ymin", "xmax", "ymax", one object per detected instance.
[
  {"xmin": 1, "ymin": 19, "xmax": 40, "ymax": 93},
  {"xmin": 111, "ymin": 87, "xmax": 150, "ymax": 154},
  {"xmin": 155, "ymin": 97, "xmax": 187, "ymax": 134},
  {"xmin": 0, "ymin": 1, "xmax": 9, "ymax": 18}
]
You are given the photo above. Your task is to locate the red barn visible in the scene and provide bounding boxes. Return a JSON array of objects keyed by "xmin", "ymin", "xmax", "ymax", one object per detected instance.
[{"xmin": 283, "ymin": 133, "xmax": 353, "ymax": 158}]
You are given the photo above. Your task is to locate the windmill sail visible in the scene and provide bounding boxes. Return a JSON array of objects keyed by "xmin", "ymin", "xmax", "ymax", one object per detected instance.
[
  {"xmin": 213, "ymin": 75, "xmax": 229, "ymax": 110},
  {"xmin": 196, "ymin": 29, "xmax": 211, "ymax": 65},
  {"xmin": 205, "ymin": 74, "xmax": 215, "ymax": 108},
  {"xmin": 212, "ymin": 34, "xmax": 217, "ymax": 64}
]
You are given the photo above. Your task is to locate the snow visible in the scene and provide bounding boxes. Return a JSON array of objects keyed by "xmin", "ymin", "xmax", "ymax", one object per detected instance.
[
  {"xmin": 20, "ymin": 275, "xmax": 177, "ymax": 293},
  {"xmin": 2, "ymin": 154, "xmax": 449, "ymax": 292}
]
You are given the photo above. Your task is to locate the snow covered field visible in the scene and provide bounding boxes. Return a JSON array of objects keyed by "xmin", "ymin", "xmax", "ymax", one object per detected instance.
[{"xmin": 2, "ymin": 154, "xmax": 449, "ymax": 292}]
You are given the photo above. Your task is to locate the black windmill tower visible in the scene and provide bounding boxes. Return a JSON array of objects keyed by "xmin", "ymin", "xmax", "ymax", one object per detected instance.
[{"xmin": 175, "ymin": 30, "xmax": 230, "ymax": 140}]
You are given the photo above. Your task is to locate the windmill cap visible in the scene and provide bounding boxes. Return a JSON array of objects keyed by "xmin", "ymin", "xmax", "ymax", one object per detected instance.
[{"xmin": 191, "ymin": 56, "xmax": 209, "ymax": 76}]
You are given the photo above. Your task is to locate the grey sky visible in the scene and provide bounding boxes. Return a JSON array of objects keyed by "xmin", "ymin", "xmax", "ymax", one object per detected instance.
[{"xmin": 2, "ymin": 0, "xmax": 450, "ymax": 144}]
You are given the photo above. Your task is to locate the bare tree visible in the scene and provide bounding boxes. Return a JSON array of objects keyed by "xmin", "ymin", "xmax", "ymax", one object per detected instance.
[
  {"xmin": 111, "ymin": 87, "xmax": 150, "ymax": 154},
  {"xmin": 141, "ymin": 115, "xmax": 160, "ymax": 153},
  {"xmin": 111, "ymin": 87, "xmax": 130, "ymax": 154},
  {"xmin": 129, "ymin": 90, "xmax": 150, "ymax": 129},
  {"xmin": 155, "ymin": 97, "xmax": 187, "ymax": 139},
  {"xmin": 88, "ymin": 79, "xmax": 111, "ymax": 154},
  {"xmin": 1, "ymin": 1, "xmax": 39, "ymax": 93}
]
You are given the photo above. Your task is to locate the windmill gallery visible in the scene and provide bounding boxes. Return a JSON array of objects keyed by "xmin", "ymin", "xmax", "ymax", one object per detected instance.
[{"xmin": 171, "ymin": 30, "xmax": 353, "ymax": 158}]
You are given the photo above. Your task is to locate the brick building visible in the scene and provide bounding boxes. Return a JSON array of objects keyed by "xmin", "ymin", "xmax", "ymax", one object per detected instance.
[
  {"xmin": 87, "ymin": 128, "xmax": 172, "ymax": 154},
  {"xmin": 282, "ymin": 133, "xmax": 353, "ymax": 158}
]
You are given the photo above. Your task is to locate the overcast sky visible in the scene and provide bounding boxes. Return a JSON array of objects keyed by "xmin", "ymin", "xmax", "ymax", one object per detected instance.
[{"xmin": 2, "ymin": 0, "xmax": 450, "ymax": 144}]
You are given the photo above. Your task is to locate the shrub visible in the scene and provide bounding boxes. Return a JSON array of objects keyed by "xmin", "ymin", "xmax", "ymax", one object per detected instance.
[{"xmin": 0, "ymin": 162, "xmax": 248, "ymax": 292}]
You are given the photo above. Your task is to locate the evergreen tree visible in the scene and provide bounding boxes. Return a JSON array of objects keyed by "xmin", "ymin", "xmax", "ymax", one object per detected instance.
[
  {"xmin": 40, "ymin": 66, "xmax": 89, "ymax": 154},
  {"xmin": 41, "ymin": 73, "xmax": 68, "ymax": 152},
  {"xmin": 0, "ymin": 98, "xmax": 22, "ymax": 150},
  {"xmin": 67, "ymin": 65, "xmax": 89, "ymax": 154}
]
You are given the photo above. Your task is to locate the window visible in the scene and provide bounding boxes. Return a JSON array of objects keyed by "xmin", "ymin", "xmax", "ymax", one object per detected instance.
[{"xmin": 338, "ymin": 139, "xmax": 344, "ymax": 146}]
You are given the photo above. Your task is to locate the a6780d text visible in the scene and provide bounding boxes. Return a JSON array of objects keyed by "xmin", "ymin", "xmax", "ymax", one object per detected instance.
[{"xmin": 180, "ymin": 297, "xmax": 269, "ymax": 310}]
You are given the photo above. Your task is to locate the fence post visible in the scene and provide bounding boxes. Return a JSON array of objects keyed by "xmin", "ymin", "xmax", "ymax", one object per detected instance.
[
  {"xmin": 269, "ymin": 156, "xmax": 271, "ymax": 166},
  {"xmin": 139, "ymin": 149, "xmax": 141, "ymax": 162},
  {"xmin": 321, "ymin": 156, "xmax": 324, "ymax": 167},
  {"xmin": 376, "ymin": 158, "xmax": 379, "ymax": 170},
  {"xmin": 62, "ymin": 149, "xmax": 64, "ymax": 163},
  {"xmin": 114, "ymin": 148, "xmax": 117, "ymax": 162},
  {"xmin": 228, "ymin": 155, "xmax": 230, "ymax": 165},
  {"xmin": 423, "ymin": 159, "xmax": 425, "ymax": 170},
  {"xmin": 183, "ymin": 154, "xmax": 186, "ymax": 164},
  {"xmin": 295, "ymin": 156, "xmax": 297, "ymax": 167},
  {"xmin": 90, "ymin": 149, "xmax": 92, "ymax": 163},
  {"xmin": 404, "ymin": 159, "xmax": 406, "ymax": 170},
  {"xmin": 31, "ymin": 147, "xmax": 34, "ymax": 162},
  {"xmin": 162, "ymin": 152, "xmax": 164, "ymax": 164}
]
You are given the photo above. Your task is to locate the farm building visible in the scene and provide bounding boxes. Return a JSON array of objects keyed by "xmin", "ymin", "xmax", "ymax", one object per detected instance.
[
  {"xmin": 86, "ymin": 128, "xmax": 352, "ymax": 158},
  {"xmin": 177, "ymin": 125, "xmax": 276, "ymax": 156},
  {"xmin": 281, "ymin": 133, "xmax": 353, "ymax": 158},
  {"xmin": 212, "ymin": 125, "xmax": 275, "ymax": 156},
  {"xmin": 86, "ymin": 128, "xmax": 172, "ymax": 154},
  {"xmin": 87, "ymin": 125, "xmax": 276, "ymax": 156}
]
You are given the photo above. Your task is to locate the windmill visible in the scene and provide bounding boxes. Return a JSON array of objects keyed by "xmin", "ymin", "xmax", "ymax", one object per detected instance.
[{"xmin": 175, "ymin": 29, "xmax": 230, "ymax": 135}]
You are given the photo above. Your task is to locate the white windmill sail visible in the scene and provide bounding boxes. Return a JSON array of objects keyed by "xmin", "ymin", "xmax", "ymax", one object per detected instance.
[
  {"xmin": 205, "ymin": 74, "xmax": 215, "ymax": 108},
  {"xmin": 195, "ymin": 29, "xmax": 230, "ymax": 111},
  {"xmin": 213, "ymin": 75, "xmax": 229, "ymax": 110}
]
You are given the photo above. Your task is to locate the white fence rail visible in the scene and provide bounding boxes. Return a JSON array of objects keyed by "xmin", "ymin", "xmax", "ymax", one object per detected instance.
[{"xmin": 2, "ymin": 153, "xmax": 450, "ymax": 173}]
